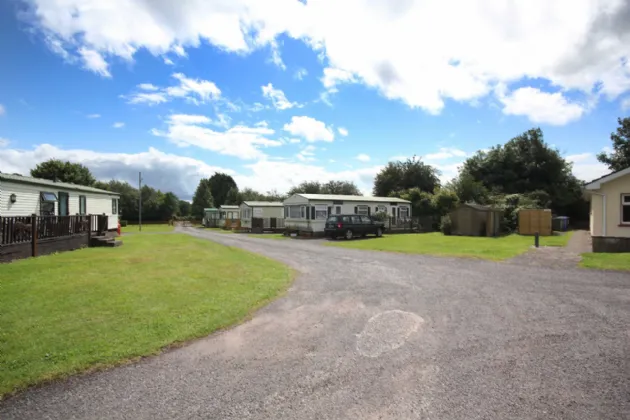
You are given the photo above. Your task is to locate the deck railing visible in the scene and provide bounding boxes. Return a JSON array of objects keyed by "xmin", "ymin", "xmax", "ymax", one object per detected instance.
[{"xmin": 0, "ymin": 214, "xmax": 108, "ymax": 246}]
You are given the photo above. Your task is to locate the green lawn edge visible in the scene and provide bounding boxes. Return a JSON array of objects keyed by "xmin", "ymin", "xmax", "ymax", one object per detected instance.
[
  {"xmin": 579, "ymin": 253, "xmax": 630, "ymax": 271},
  {"xmin": 0, "ymin": 234, "xmax": 294, "ymax": 398}
]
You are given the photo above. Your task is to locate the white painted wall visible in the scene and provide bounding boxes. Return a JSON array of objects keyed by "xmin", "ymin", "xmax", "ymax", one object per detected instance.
[
  {"xmin": 240, "ymin": 204, "xmax": 284, "ymax": 228},
  {"xmin": 0, "ymin": 180, "xmax": 120, "ymax": 230},
  {"xmin": 283, "ymin": 198, "xmax": 411, "ymax": 233}
]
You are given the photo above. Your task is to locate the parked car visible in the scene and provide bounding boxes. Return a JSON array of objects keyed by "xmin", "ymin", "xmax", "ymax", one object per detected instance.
[{"xmin": 324, "ymin": 214, "xmax": 385, "ymax": 240}]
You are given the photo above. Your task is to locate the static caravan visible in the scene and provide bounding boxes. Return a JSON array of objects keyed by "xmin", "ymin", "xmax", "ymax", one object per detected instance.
[
  {"xmin": 219, "ymin": 204, "xmax": 240, "ymax": 229},
  {"xmin": 0, "ymin": 173, "xmax": 120, "ymax": 231},
  {"xmin": 203, "ymin": 207, "xmax": 220, "ymax": 227},
  {"xmin": 240, "ymin": 201, "xmax": 284, "ymax": 230},
  {"xmin": 283, "ymin": 194, "xmax": 412, "ymax": 235}
]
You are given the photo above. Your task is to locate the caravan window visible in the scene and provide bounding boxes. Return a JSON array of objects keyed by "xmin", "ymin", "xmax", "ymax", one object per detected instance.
[
  {"xmin": 400, "ymin": 207, "xmax": 409, "ymax": 219},
  {"xmin": 40, "ymin": 191, "xmax": 57, "ymax": 216},
  {"xmin": 315, "ymin": 204, "xmax": 328, "ymax": 219},
  {"xmin": 287, "ymin": 205, "xmax": 303, "ymax": 219},
  {"xmin": 356, "ymin": 205, "xmax": 369, "ymax": 215}
]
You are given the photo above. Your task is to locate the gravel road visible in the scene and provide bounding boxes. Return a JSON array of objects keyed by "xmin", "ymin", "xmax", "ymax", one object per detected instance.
[{"xmin": 2, "ymin": 228, "xmax": 629, "ymax": 419}]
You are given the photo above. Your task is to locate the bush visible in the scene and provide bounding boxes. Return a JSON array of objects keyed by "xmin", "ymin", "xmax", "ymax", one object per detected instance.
[
  {"xmin": 120, "ymin": 220, "xmax": 128, "ymax": 227},
  {"xmin": 440, "ymin": 215, "xmax": 453, "ymax": 235},
  {"xmin": 372, "ymin": 211, "xmax": 388, "ymax": 222}
]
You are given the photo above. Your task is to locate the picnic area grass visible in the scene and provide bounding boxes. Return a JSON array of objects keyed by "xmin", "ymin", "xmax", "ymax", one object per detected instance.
[
  {"xmin": 580, "ymin": 253, "xmax": 630, "ymax": 271},
  {"xmin": 327, "ymin": 231, "xmax": 573, "ymax": 261},
  {"xmin": 0, "ymin": 234, "xmax": 293, "ymax": 398},
  {"xmin": 121, "ymin": 223, "xmax": 174, "ymax": 233}
]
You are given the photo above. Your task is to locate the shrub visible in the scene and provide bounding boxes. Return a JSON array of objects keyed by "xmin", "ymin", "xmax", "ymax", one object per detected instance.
[
  {"xmin": 372, "ymin": 211, "xmax": 388, "ymax": 222},
  {"xmin": 440, "ymin": 215, "xmax": 453, "ymax": 235},
  {"xmin": 120, "ymin": 220, "xmax": 128, "ymax": 227}
]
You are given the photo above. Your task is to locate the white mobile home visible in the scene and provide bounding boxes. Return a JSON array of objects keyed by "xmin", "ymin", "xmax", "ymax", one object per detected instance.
[
  {"xmin": 240, "ymin": 201, "xmax": 284, "ymax": 229},
  {"xmin": 219, "ymin": 205, "xmax": 240, "ymax": 221},
  {"xmin": 283, "ymin": 194, "xmax": 412, "ymax": 234},
  {"xmin": 0, "ymin": 173, "xmax": 120, "ymax": 231}
]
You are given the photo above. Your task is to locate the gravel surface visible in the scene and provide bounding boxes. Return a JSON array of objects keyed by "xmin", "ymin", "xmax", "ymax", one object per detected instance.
[{"xmin": 2, "ymin": 228, "xmax": 629, "ymax": 420}]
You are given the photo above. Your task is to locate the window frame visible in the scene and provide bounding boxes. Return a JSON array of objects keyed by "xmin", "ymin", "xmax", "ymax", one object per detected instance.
[
  {"xmin": 622, "ymin": 194, "xmax": 630, "ymax": 225},
  {"xmin": 400, "ymin": 206, "xmax": 410, "ymax": 219},
  {"xmin": 356, "ymin": 205, "xmax": 369, "ymax": 215},
  {"xmin": 286, "ymin": 205, "xmax": 304, "ymax": 219},
  {"xmin": 314, "ymin": 204, "xmax": 328, "ymax": 220},
  {"xmin": 79, "ymin": 195, "xmax": 87, "ymax": 215},
  {"xmin": 111, "ymin": 198, "xmax": 118, "ymax": 215}
]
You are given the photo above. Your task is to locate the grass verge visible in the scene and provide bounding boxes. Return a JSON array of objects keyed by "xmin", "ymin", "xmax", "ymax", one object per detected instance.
[
  {"xmin": 121, "ymin": 224, "xmax": 174, "ymax": 233},
  {"xmin": 0, "ymin": 234, "xmax": 293, "ymax": 398},
  {"xmin": 580, "ymin": 253, "xmax": 630, "ymax": 271},
  {"xmin": 326, "ymin": 231, "xmax": 573, "ymax": 261}
]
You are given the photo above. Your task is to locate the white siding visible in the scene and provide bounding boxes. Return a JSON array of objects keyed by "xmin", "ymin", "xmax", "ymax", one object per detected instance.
[
  {"xmin": 240, "ymin": 204, "xmax": 284, "ymax": 228},
  {"xmin": 0, "ymin": 180, "xmax": 120, "ymax": 230}
]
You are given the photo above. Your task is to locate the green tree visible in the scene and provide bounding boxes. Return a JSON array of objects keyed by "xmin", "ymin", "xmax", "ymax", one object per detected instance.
[
  {"xmin": 239, "ymin": 187, "xmax": 266, "ymax": 202},
  {"xmin": 191, "ymin": 179, "xmax": 214, "ymax": 219},
  {"xmin": 287, "ymin": 181, "xmax": 323, "ymax": 196},
  {"xmin": 265, "ymin": 189, "xmax": 286, "ymax": 202},
  {"xmin": 30, "ymin": 159, "xmax": 96, "ymax": 186},
  {"xmin": 398, "ymin": 188, "xmax": 434, "ymax": 216},
  {"xmin": 320, "ymin": 180, "xmax": 362, "ymax": 195},
  {"xmin": 373, "ymin": 157, "xmax": 440, "ymax": 197},
  {"xmin": 208, "ymin": 173, "xmax": 237, "ymax": 207},
  {"xmin": 445, "ymin": 173, "xmax": 489, "ymax": 204},
  {"xmin": 160, "ymin": 192, "xmax": 179, "ymax": 220},
  {"xmin": 98, "ymin": 180, "xmax": 138, "ymax": 222},
  {"xmin": 225, "ymin": 187, "xmax": 241, "ymax": 205},
  {"xmin": 432, "ymin": 189, "xmax": 459, "ymax": 216},
  {"xmin": 178, "ymin": 200, "xmax": 192, "ymax": 217},
  {"xmin": 597, "ymin": 116, "xmax": 630, "ymax": 172}
]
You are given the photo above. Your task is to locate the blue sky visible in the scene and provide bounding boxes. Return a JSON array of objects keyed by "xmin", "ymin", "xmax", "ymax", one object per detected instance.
[{"xmin": 1, "ymin": 0, "xmax": 629, "ymax": 199}]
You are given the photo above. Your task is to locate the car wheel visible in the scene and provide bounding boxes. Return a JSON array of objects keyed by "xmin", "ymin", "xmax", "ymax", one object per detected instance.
[
  {"xmin": 345, "ymin": 229, "xmax": 353, "ymax": 240},
  {"xmin": 376, "ymin": 227, "xmax": 383, "ymax": 237},
  {"xmin": 330, "ymin": 235, "xmax": 337, "ymax": 240}
]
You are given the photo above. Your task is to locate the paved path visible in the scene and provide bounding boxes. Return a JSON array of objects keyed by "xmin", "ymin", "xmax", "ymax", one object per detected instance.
[
  {"xmin": 507, "ymin": 230, "xmax": 593, "ymax": 270},
  {"xmin": 2, "ymin": 228, "xmax": 630, "ymax": 419}
]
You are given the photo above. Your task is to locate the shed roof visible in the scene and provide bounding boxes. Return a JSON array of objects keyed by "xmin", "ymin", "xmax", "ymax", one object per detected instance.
[
  {"xmin": 219, "ymin": 205, "xmax": 240, "ymax": 209},
  {"xmin": 461, "ymin": 203, "xmax": 502, "ymax": 212},
  {"xmin": 203, "ymin": 208, "xmax": 219, "ymax": 212},
  {"xmin": 242, "ymin": 201, "xmax": 283, "ymax": 207},
  {"xmin": 0, "ymin": 173, "xmax": 120, "ymax": 195},
  {"xmin": 295, "ymin": 194, "xmax": 411, "ymax": 204}
]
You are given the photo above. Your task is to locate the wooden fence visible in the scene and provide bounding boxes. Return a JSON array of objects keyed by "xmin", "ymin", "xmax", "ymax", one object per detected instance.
[
  {"xmin": 250, "ymin": 217, "xmax": 285, "ymax": 233},
  {"xmin": 384, "ymin": 216, "xmax": 436, "ymax": 233},
  {"xmin": 518, "ymin": 209, "xmax": 552, "ymax": 236},
  {"xmin": 0, "ymin": 214, "xmax": 109, "ymax": 262}
]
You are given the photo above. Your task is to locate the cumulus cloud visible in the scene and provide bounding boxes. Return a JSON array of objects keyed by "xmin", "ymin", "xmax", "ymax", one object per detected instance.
[
  {"xmin": 137, "ymin": 83, "xmax": 159, "ymax": 91},
  {"xmin": 294, "ymin": 68, "xmax": 308, "ymax": 80},
  {"xmin": 86, "ymin": 113, "xmax": 101, "ymax": 119},
  {"xmin": 78, "ymin": 47, "xmax": 110, "ymax": 77},
  {"xmin": 261, "ymin": 83, "xmax": 297, "ymax": 110},
  {"xmin": 356, "ymin": 153, "xmax": 370, "ymax": 162},
  {"xmin": 296, "ymin": 145, "xmax": 317, "ymax": 162},
  {"xmin": 498, "ymin": 87, "xmax": 587, "ymax": 125},
  {"xmin": 565, "ymin": 152, "xmax": 610, "ymax": 182},
  {"xmin": 151, "ymin": 113, "xmax": 282, "ymax": 160},
  {"xmin": 337, "ymin": 127, "xmax": 349, "ymax": 136},
  {"xmin": 424, "ymin": 147, "xmax": 467, "ymax": 161},
  {"xmin": 124, "ymin": 73, "xmax": 221, "ymax": 106},
  {"xmin": 622, "ymin": 97, "xmax": 630, "ymax": 110},
  {"xmin": 0, "ymin": 143, "xmax": 382, "ymax": 199},
  {"xmin": 283, "ymin": 116, "xmax": 334, "ymax": 142},
  {"xmin": 112, "ymin": 122, "xmax": 125, "ymax": 128},
  {"xmin": 0, "ymin": 138, "xmax": 9, "ymax": 147}
]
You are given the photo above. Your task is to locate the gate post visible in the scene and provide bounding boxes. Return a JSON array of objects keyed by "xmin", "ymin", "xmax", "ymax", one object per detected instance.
[{"xmin": 31, "ymin": 214, "xmax": 38, "ymax": 257}]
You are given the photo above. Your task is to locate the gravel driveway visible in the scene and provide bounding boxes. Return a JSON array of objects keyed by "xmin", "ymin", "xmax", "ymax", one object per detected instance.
[{"xmin": 2, "ymin": 228, "xmax": 629, "ymax": 419}]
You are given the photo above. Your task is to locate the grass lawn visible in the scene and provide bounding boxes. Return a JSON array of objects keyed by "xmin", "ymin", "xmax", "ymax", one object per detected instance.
[
  {"xmin": 327, "ymin": 231, "xmax": 573, "ymax": 261},
  {"xmin": 0, "ymin": 234, "xmax": 293, "ymax": 398},
  {"xmin": 121, "ymin": 224, "xmax": 174, "ymax": 233},
  {"xmin": 580, "ymin": 253, "xmax": 630, "ymax": 271}
]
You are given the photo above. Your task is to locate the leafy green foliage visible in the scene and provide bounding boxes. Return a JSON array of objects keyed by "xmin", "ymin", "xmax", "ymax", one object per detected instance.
[
  {"xmin": 30, "ymin": 159, "xmax": 96, "ymax": 186},
  {"xmin": 372, "ymin": 211, "xmax": 389, "ymax": 221},
  {"xmin": 191, "ymin": 178, "xmax": 214, "ymax": 219},
  {"xmin": 597, "ymin": 116, "xmax": 630, "ymax": 172},
  {"xmin": 440, "ymin": 215, "xmax": 453, "ymax": 235},
  {"xmin": 208, "ymin": 172, "xmax": 238, "ymax": 207},
  {"xmin": 225, "ymin": 187, "xmax": 241, "ymax": 205},
  {"xmin": 178, "ymin": 200, "xmax": 192, "ymax": 217},
  {"xmin": 373, "ymin": 156, "xmax": 440, "ymax": 197},
  {"xmin": 445, "ymin": 173, "xmax": 489, "ymax": 204},
  {"xmin": 287, "ymin": 180, "xmax": 362, "ymax": 196}
]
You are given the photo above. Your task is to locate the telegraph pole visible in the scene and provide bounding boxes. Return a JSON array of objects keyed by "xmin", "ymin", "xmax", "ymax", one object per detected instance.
[{"xmin": 138, "ymin": 171, "xmax": 143, "ymax": 232}]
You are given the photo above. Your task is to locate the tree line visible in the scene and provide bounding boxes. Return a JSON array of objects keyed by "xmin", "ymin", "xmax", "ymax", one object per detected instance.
[{"xmin": 25, "ymin": 116, "xmax": 629, "ymax": 225}]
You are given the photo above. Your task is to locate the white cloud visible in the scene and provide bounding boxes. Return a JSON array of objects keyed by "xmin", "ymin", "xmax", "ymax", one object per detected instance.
[
  {"xmin": 338, "ymin": 127, "xmax": 349, "ymax": 136},
  {"xmin": 163, "ymin": 57, "xmax": 174, "ymax": 65},
  {"xmin": 152, "ymin": 113, "xmax": 282, "ymax": 160},
  {"xmin": 0, "ymin": 143, "xmax": 381, "ymax": 199},
  {"xmin": 424, "ymin": 147, "xmax": 467, "ymax": 161},
  {"xmin": 296, "ymin": 145, "xmax": 317, "ymax": 162},
  {"xmin": 0, "ymin": 104, "xmax": 5, "ymax": 116},
  {"xmin": 125, "ymin": 73, "xmax": 220, "ymax": 106},
  {"xmin": 288, "ymin": 138, "xmax": 301, "ymax": 144},
  {"xmin": 622, "ymin": 97, "xmax": 630, "ymax": 110},
  {"xmin": 250, "ymin": 102, "xmax": 266, "ymax": 112},
  {"xmin": 261, "ymin": 83, "xmax": 297, "ymax": 110},
  {"xmin": 112, "ymin": 122, "xmax": 125, "ymax": 128},
  {"xmin": 283, "ymin": 116, "xmax": 334, "ymax": 142},
  {"xmin": 138, "ymin": 83, "xmax": 159, "ymax": 91},
  {"xmin": 499, "ymin": 87, "xmax": 587, "ymax": 125},
  {"xmin": 86, "ymin": 113, "xmax": 101, "ymax": 119},
  {"xmin": 78, "ymin": 48, "xmax": 110, "ymax": 78},
  {"xmin": 356, "ymin": 153, "xmax": 370, "ymax": 162},
  {"xmin": 294, "ymin": 68, "xmax": 308, "ymax": 80},
  {"xmin": 566, "ymin": 152, "xmax": 609, "ymax": 182},
  {"xmin": 22, "ymin": 0, "xmax": 630, "ymax": 119}
]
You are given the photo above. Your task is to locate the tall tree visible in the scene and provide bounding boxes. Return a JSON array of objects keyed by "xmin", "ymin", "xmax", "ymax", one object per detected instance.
[
  {"xmin": 178, "ymin": 200, "xmax": 192, "ymax": 217},
  {"xmin": 30, "ymin": 159, "xmax": 96, "ymax": 186},
  {"xmin": 265, "ymin": 189, "xmax": 286, "ymax": 202},
  {"xmin": 373, "ymin": 156, "xmax": 440, "ymax": 197},
  {"xmin": 445, "ymin": 173, "xmax": 490, "ymax": 204},
  {"xmin": 225, "ymin": 187, "xmax": 241, "ymax": 205},
  {"xmin": 321, "ymin": 180, "xmax": 362, "ymax": 195},
  {"xmin": 208, "ymin": 172, "xmax": 237, "ymax": 207},
  {"xmin": 287, "ymin": 181, "xmax": 323, "ymax": 196},
  {"xmin": 160, "ymin": 192, "xmax": 180, "ymax": 220},
  {"xmin": 191, "ymin": 178, "xmax": 214, "ymax": 218},
  {"xmin": 597, "ymin": 116, "xmax": 630, "ymax": 172}
]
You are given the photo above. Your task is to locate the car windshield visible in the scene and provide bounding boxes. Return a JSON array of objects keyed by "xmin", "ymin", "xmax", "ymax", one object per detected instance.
[{"xmin": 326, "ymin": 216, "xmax": 338, "ymax": 222}]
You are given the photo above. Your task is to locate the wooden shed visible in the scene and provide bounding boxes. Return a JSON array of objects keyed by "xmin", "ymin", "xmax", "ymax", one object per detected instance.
[
  {"xmin": 449, "ymin": 203, "xmax": 503, "ymax": 237},
  {"xmin": 518, "ymin": 208, "xmax": 552, "ymax": 236}
]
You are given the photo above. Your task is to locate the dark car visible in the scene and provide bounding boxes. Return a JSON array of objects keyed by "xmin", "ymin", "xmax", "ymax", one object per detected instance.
[{"xmin": 324, "ymin": 214, "xmax": 385, "ymax": 240}]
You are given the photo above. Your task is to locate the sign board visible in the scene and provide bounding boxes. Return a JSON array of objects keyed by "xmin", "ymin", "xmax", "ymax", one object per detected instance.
[{"xmin": 253, "ymin": 207, "xmax": 263, "ymax": 218}]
